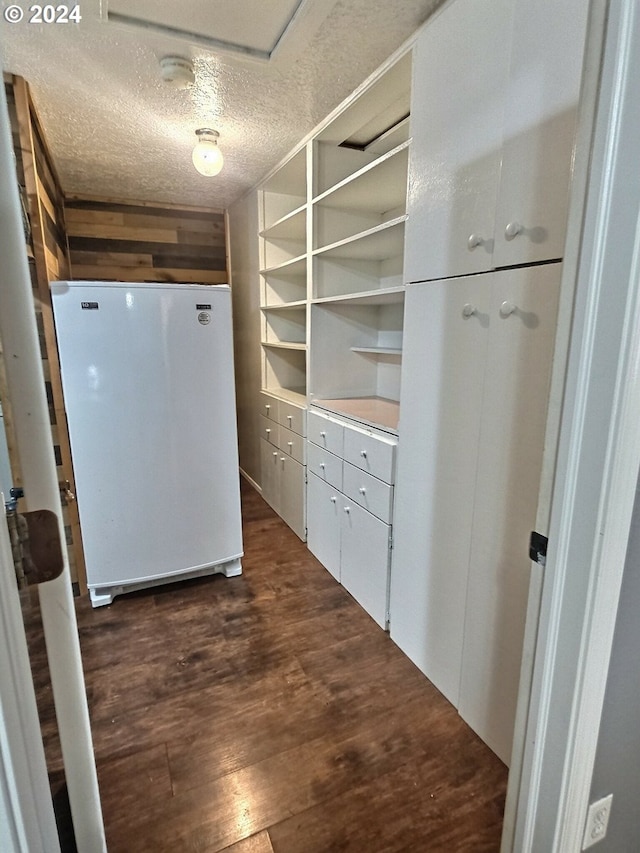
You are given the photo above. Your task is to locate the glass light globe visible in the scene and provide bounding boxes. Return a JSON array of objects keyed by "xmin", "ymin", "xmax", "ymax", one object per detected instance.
[{"xmin": 192, "ymin": 129, "xmax": 224, "ymax": 177}]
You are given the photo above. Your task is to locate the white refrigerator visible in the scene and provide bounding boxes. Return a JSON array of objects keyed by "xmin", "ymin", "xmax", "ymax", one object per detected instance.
[{"xmin": 51, "ymin": 281, "xmax": 243, "ymax": 607}]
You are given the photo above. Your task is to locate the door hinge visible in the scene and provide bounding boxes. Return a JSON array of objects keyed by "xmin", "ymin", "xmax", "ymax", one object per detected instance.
[{"xmin": 529, "ymin": 530, "xmax": 548, "ymax": 567}]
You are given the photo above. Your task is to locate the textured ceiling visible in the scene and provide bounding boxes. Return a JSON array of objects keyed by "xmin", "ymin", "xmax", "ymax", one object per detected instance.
[{"xmin": 0, "ymin": 0, "xmax": 442, "ymax": 210}]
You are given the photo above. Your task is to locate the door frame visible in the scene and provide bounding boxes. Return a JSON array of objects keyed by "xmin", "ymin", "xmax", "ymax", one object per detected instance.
[{"xmin": 504, "ymin": 0, "xmax": 640, "ymax": 848}]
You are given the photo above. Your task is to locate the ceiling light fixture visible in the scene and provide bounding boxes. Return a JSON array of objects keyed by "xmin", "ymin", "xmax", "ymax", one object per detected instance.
[{"xmin": 192, "ymin": 128, "xmax": 224, "ymax": 177}]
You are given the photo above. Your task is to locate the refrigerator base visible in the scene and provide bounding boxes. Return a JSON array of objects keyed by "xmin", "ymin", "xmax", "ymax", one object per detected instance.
[{"xmin": 88, "ymin": 556, "xmax": 243, "ymax": 608}]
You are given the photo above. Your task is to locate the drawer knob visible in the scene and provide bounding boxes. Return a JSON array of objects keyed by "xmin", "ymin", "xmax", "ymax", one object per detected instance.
[
  {"xmin": 500, "ymin": 300, "xmax": 517, "ymax": 317},
  {"xmin": 266, "ymin": 428, "xmax": 271, "ymax": 433},
  {"xmin": 272, "ymin": 451, "xmax": 277, "ymax": 457},
  {"xmin": 265, "ymin": 404, "xmax": 270, "ymax": 411},
  {"xmin": 359, "ymin": 487, "xmax": 366, "ymax": 495},
  {"xmin": 505, "ymin": 221, "xmax": 522, "ymax": 239},
  {"xmin": 360, "ymin": 450, "xmax": 367, "ymax": 458},
  {"xmin": 287, "ymin": 441, "xmax": 293, "ymax": 447},
  {"xmin": 280, "ymin": 457, "xmax": 286, "ymax": 463},
  {"xmin": 287, "ymin": 415, "xmax": 292, "ymax": 422}
]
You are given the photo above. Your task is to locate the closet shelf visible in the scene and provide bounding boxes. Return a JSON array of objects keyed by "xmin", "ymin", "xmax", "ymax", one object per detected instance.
[
  {"xmin": 260, "ymin": 255, "xmax": 307, "ymax": 276},
  {"xmin": 262, "ymin": 341, "xmax": 307, "ymax": 351},
  {"xmin": 259, "ymin": 204, "xmax": 306, "ymax": 240},
  {"xmin": 312, "ymin": 286, "xmax": 405, "ymax": 306},
  {"xmin": 261, "ymin": 300, "xmax": 307, "ymax": 311},
  {"xmin": 311, "ymin": 396, "xmax": 400, "ymax": 433},
  {"xmin": 351, "ymin": 346, "xmax": 402, "ymax": 356},
  {"xmin": 313, "ymin": 216, "xmax": 407, "ymax": 260},
  {"xmin": 312, "ymin": 141, "xmax": 410, "ymax": 213}
]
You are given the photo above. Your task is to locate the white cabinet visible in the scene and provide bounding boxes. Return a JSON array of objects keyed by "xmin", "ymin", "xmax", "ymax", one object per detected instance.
[
  {"xmin": 390, "ymin": 263, "xmax": 561, "ymax": 764},
  {"xmin": 259, "ymin": 392, "xmax": 306, "ymax": 540},
  {"xmin": 404, "ymin": 0, "xmax": 588, "ymax": 283},
  {"xmin": 307, "ymin": 410, "xmax": 396, "ymax": 627}
]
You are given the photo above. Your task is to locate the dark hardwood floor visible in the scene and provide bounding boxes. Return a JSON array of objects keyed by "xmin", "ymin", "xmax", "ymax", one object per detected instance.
[{"xmin": 26, "ymin": 480, "xmax": 507, "ymax": 851}]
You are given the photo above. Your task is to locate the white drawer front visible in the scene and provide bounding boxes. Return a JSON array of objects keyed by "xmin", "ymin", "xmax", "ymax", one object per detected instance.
[
  {"xmin": 260, "ymin": 393, "xmax": 279, "ymax": 422},
  {"xmin": 342, "ymin": 462, "xmax": 394, "ymax": 523},
  {"xmin": 259, "ymin": 415, "xmax": 279, "ymax": 446},
  {"xmin": 277, "ymin": 401, "xmax": 307, "ymax": 436},
  {"xmin": 343, "ymin": 426, "xmax": 397, "ymax": 484},
  {"xmin": 307, "ymin": 441, "xmax": 343, "ymax": 490},
  {"xmin": 279, "ymin": 424, "xmax": 306, "ymax": 464},
  {"xmin": 307, "ymin": 410, "xmax": 344, "ymax": 456}
]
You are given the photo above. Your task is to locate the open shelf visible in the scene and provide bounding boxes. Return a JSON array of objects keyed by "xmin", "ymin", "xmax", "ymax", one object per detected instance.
[
  {"xmin": 314, "ymin": 216, "xmax": 406, "ymax": 260},
  {"xmin": 262, "ymin": 341, "xmax": 306, "ymax": 351},
  {"xmin": 312, "ymin": 286, "xmax": 405, "ymax": 306},
  {"xmin": 260, "ymin": 204, "xmax": 306, "ymax": 241},
  {"xmin": 311, "ymin": 396, "xmax": 400, "ymax": 434},
  {"xmin": 351, "ymin": 346, "xmax": 402, "ymax": 355}
]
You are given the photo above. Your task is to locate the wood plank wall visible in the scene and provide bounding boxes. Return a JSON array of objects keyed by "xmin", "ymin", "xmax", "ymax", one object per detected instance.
[
  {"xmin": 65, "ymin": 197, "xmax": 228, "ymax": 285},
  {"xmin": 5, "ymin": 74, "xmax": 86, "ymax": 587}
]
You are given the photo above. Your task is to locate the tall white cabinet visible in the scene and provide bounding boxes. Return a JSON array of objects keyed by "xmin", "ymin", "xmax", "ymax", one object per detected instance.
[{"xmin": 390, "ymin": 0, "xmax": 588, "ymax": 765}]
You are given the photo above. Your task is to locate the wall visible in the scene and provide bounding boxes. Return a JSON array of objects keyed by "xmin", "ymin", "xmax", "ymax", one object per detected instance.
[
  {"xmin": 65, "ymin": 197, "xmax": 227, "ymax": 285},
  {"xmin": 227, "ymin": 189, "xmax": 262, "ymax": 486},
  {"xmin": 588, "ymin": 472, "xmax": 640, "ymax": 851}
]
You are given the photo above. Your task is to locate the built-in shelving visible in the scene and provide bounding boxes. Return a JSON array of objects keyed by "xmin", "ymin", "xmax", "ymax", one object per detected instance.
[{"xmin": 257, "ymin": 49, "xmax": 412, "ymax": 432}]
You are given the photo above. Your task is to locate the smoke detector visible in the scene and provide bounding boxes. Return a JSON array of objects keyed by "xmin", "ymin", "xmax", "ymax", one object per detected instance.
[{"xmin": 159, "ymin": 56, "xmax": 195, "ymax": 88}]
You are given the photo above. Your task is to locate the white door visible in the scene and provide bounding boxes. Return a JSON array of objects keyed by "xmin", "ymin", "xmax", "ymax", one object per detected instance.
[
  {"xmin": 306, "ymin": 473, "xmax": 341, "ymax": 580},
  {"xmin": 390, "ymin": 275, "xmax": 490, "ymax": 705},
  {"xmin": 279, "ymin": 454, "xmax": 306, "ymax": 540},
  {"xmin": 404, "ymin": 0, "xmax": 512, "ymax": 283},
  {"xmin": 458, "ymin": 264, "xmax": 562, "ymax": 763},
  {"xmin": 492, "ymin": 0, "xmax": 589, "ymax": 268},
  {"xmin": 341, "ymin": 500, "xmax": 390, "ymax": 629},
  {"xmin": 260, "ymin": 438, "xmax": 281, "ymax": 516}
]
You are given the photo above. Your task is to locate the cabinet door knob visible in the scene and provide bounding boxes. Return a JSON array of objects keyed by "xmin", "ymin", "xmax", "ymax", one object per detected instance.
[
  {"xmin": 287, "ymin": 441, "xmax": 293, "ymax": 447},
  {"xmin": 344, "ymin": 507, "xmax": 350, "ymax": 514},
  {"xmin": 320, "ymin": 463, "xmax": 325, "ymax": 469},
  {"xmin": 505, "ymin": 221, "xmax": 522, "ymax": 239},
  {"xmin": 280, "ymin": 457, "xmax": 286, "ymax": 463},
  {"xmin": 467, "ymin": 233, "xmax": 483, "ymax": 249},
  {"xmin": 359, "ymin": 487, "xmax": 366, "ymax": 495},
  {"xmin": 330, "ymin": 496, "xmax": 337, "ymax": 503},
  {"xmin": 272, "ymin": 451, "xmax": 278, "ymax": 457},
  {"xmin": 500, "ymin": 300, "xmax": 517, "ymax": 317},
  {"xmin": 360, "ymin": 450, "xmax": 367, "ymax": 458},
  {"xmin": 320, "ymin": 431, "xmax": 326, "ymax": 438},
  {"xmin": 462, "ymin": 303, "xmax": 477, "ymax": 318},
  {"xmin": 265, "ymin": 404, "xmax": 270, "ymax": 411},
  {"xmin": 287, "ymin": 415, "xmax": 292, "ymax": 422},
  {"xmin": 266, "ymin": 428, "xmax": 271, "ymax": 434}
]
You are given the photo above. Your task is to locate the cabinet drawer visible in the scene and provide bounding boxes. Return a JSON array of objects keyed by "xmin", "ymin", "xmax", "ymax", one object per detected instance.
[
  {"xmin": 342, "ymin": 462, "xmax": 394, "ymax": 523},
  {"xmin": 277, "ymin": 400, "xmax": 306, "ymax": 436},
  {"xmin": 307, "ymin": 441, "xmax": 343, "ymax": 490},
  {"xmin": 307, "ymin": 410, "xmax": 344, "ymax": 456},
  {"xmin": 259, "ymin": 415, "xmax": 279, "ymax": 446},
  {"xmin": 343, "ymin": 426, "xmax": 397, "ymax": 484},
  {"xmin": 279, "ymin": 424, "xmax": 306, "ymax": 464},
  {"xmin": 260, "ymin": 393, "xmax": 279, "ymax": 422}
]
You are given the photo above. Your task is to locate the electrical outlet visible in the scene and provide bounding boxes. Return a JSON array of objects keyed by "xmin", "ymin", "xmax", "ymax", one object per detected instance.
[{"xmin": 582, "ymin": 794, "xmax": 613, "ymax": 849}]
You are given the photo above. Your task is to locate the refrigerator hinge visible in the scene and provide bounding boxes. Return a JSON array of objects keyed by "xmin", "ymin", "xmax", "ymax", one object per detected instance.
[{"xmin": 529, "ymin": 530, "xmax": 548, "ymax": 568}]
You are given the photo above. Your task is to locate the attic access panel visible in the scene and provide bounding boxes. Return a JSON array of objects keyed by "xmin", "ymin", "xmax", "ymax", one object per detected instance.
[{"xmin": 105, "ymin": 0, "xmax": 337, "ymax": 62}]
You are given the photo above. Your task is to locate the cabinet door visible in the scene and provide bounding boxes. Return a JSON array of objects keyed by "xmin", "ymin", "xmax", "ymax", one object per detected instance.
[
  {"xmin": 492, "ymin": 0, "xmax": 588, "ymax": 267},
  {"xmin": 260, "ymin": 438, "xmax": 281, "ymax": 515},
  {"xmin": 389, "ymin": 276, "xmax": 491, "ymax": 705},
  {"xmin": 458, "ymin": 263, "xmax": 561, "ymax": 764},
  {"xmin": 404, "ymin": 0, "xmax": 513, "ymax": 283},
  {"xmin": 279, "ymin": 455, "xmax": 306, "ymax": 541},
  {"xmin": 307, "ymin": 473, "xmax": 341, "ymax": 580},
  {"xmin": 341, "ymin": 500, "xmax": 390, "ymax": 629}
]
